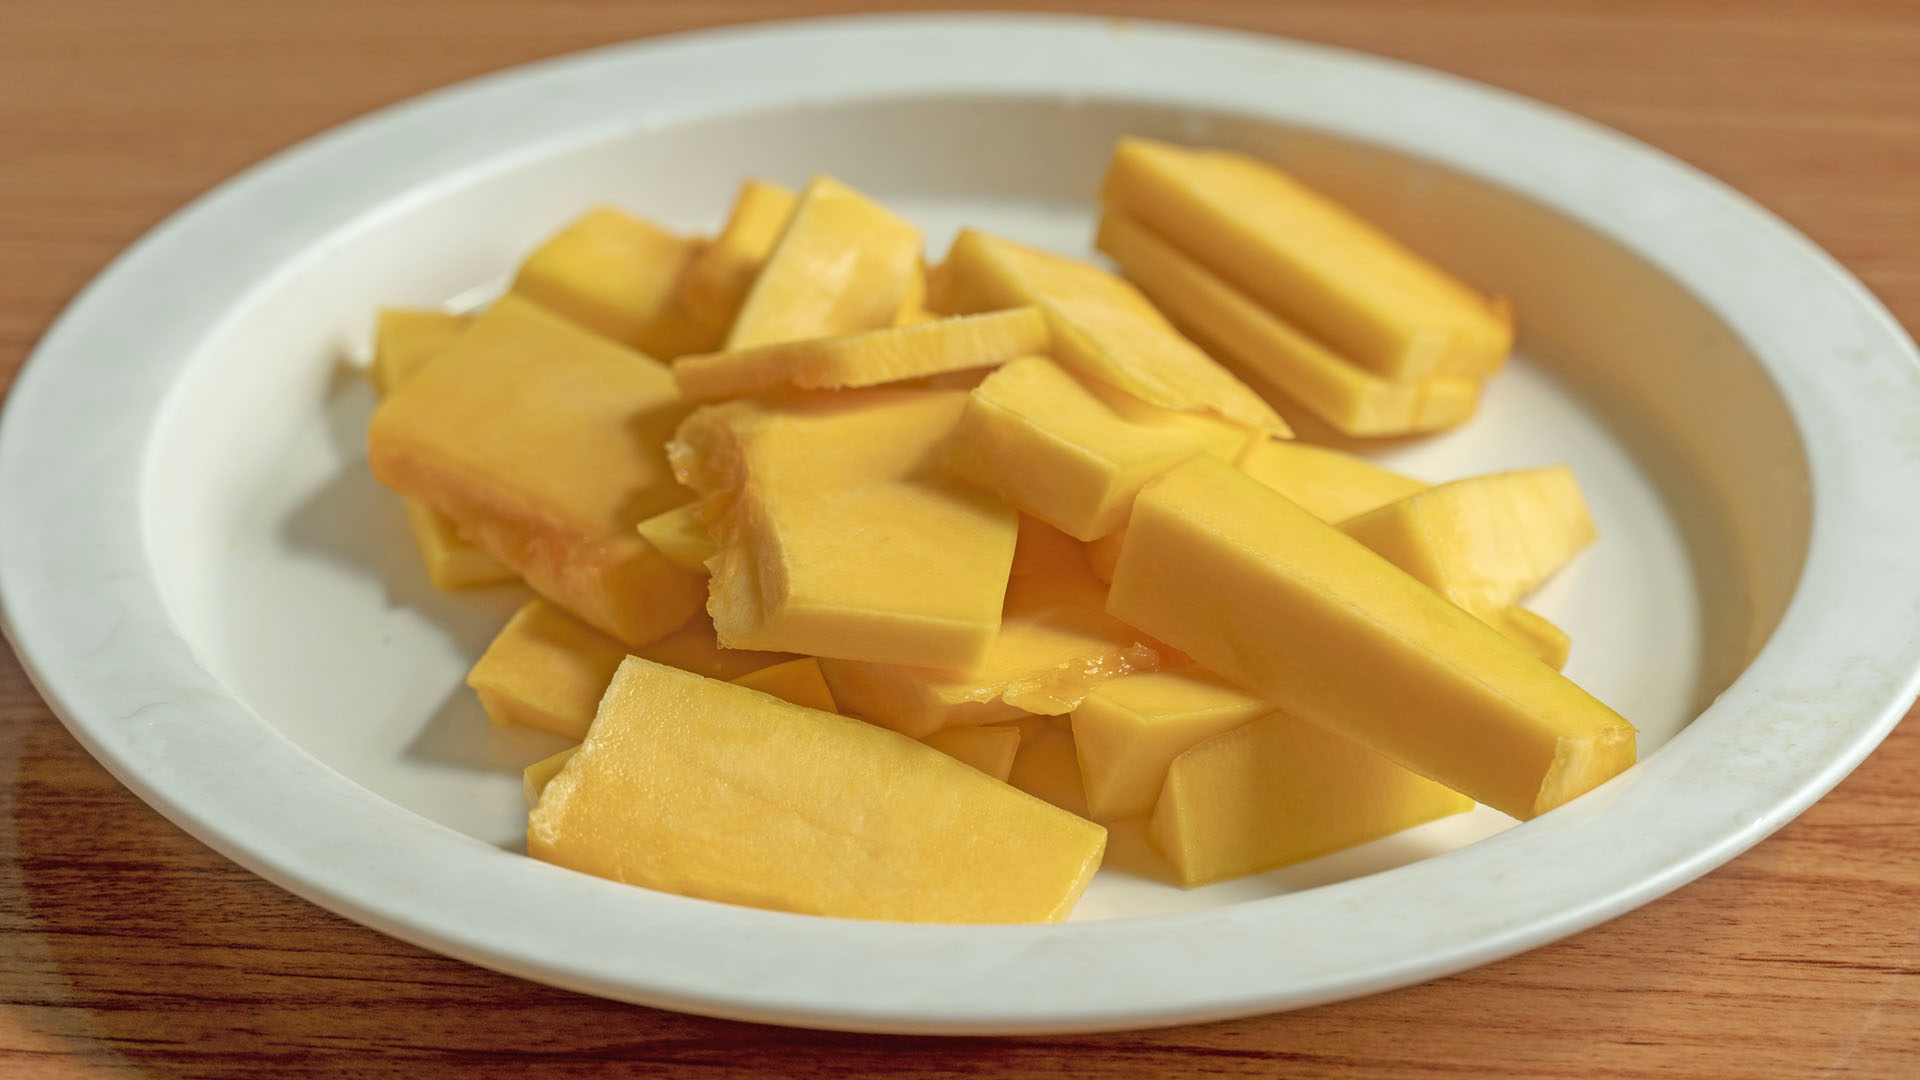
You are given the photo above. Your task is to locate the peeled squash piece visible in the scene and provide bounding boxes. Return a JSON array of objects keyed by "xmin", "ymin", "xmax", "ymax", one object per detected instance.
[
  {"xmin": 920, "ymin": 724, "xmax": 1022, "ymax": 783},
  {"xmin": 510, "ymin": 206, "xmax": 695, "ymax": 347},
  {"xmin": 522, "ymin": 746, "xmax": 578, "ymax": 809},
  {"xmin": 1107, "ymin": 455, "xmax": 1634, "ymax": 821},
  {"xmin": 1150, "ymin": 713, "xmax": 1474, "ymax": 886},
  {"xmin": 725, "ymin": 176, "xmax": 922, "ymax": 350},
  {"xmin": 670, "ymin": 389, "xmax": 1018, "ymax": 670},
  {"xmin": 932, "ymin": 229, "xmax": 1288, "ymax": 436},
  {"xmin": 1097, "ymin": 212, "xmax": 1480, "ymax": 437},
  {"xmin": 819, "ymin": 518, "xmax": 1163, "ymax": 737},
  {"xmin": 634, "ymin": 503, "xmax": 718, "ymax": 572},
  {"xmin": 368, "ymin": 295, "xmax": 704, "ymax": 646},
  {"xmin": 675, "ymin": 307, "xmax": 1048, "ymax": 400},
  {"xmin": 731, "ymin": 657, "xmax": 839, "ymax": 715},
  {"xmin": 1007, "ymin": 724, "xmax": 1091, "ymax": 819},
  {"xmin": 634, "ymin": 611, "xmax": 799, "ymax": 683},
  {"xmin": 676, "ymin": 179, "xmax": 798, "ymax": 335},
  {"xmin": 528, "ymin": 657, "xmax": 1106, "ymax": 922},
  {"xmin": 944, "ymin": 355, "xmax": 1253, "ymax": 542},
  {"xmin": 1100, "ymin": 138, "xmax": 1513, "ymax": 382},
  {"xmin": 1073, "ymin": 669, "xmax": 1270, "ymax": 822},
  {"xmin": 370, "ymin": 309, "xmax": 516, "ymax": 589}
]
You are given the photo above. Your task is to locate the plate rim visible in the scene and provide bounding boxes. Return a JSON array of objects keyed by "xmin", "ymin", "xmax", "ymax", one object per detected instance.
[{"xmin": 4, "ymin": 12, "xmax": 1920, "ymax": 1034}]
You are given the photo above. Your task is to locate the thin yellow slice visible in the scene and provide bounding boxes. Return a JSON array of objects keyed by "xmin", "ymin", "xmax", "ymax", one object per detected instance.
[
  {"xmin": 920, "ymin": 724, "xmax": 1022, "ymax": 783},
  {"xmin": 635, "ymin": 503, "xmax": 718, "ymax": 572},
  {"xmin": 510, "ymin": 206, "xmax": 694, "ymax": 347},
  {"xmin": 675, "ymin": 179, "xmax": 798, "ymax": 334}
]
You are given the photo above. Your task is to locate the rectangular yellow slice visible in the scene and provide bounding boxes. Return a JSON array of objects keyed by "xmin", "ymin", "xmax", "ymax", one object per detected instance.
[
  {"xmin": 1101, "ymin": 138, "xmax": 1513, "ymax": 381},
  {"xmin": 730, "ymin": 657, "xmax": 839, "ymax": 715},
  {"xmin": 1097, "ymin": 212, "xmax": 1481, "ymax": 437},
  {"xmin": 670, "ymin": 389, "xmax": 1018, "ymax": 670},
  {"xmin": 368, "ymin": 295, "xmax": 705, "ymax": 646},
  {"xmin": 944, "ymin": 355, "xmax": 1254, "ymax": 541},
  {"xmin": 1106, "ymin": 455, "xmax": 1635, "ymax": 820},
  {"xmin": 1150, "ymin": 713, "xmax": 1474, "ymax": 886},
  {"xmin": 1073, "ymin": 669, "xmax": 1270, "ymax": 821},
  {"xmin": 920, "ymin": 724, "xmax": 1022, "ymax": 783},
  {"xmin": 725, "ymin": 176, "xmax": 923, "ymax": 349},
  {"xmin": 1007, "ymin": 724, "xmax": 1090, "ymax": 819},
  {"xmin": 522, "ymin": 746, "xmax": 578, "ymax": 809},
  {"xmin": 675, "ymin": 179, "xmax": 798, "ymax": 334},
  {"xmin": 634, "ymin": 502, "xmax": 717, "ymax": 572},
  {"xmin": 674, "ymin": 307, "xmax": 1048, "ymax": 400},
  {"xmin": 933, "ymin": 229, "xmax": 1287, "ymax": 436},
  {"xmin": 510, "ymin": 206, "xmax": 694, "ymax": 347},
  {"xmin": 528, "ymin": 657, "xmax": 1106, "ymax": 923}
]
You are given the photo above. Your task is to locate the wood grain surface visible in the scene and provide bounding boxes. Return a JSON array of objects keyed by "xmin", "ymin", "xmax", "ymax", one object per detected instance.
[{"xmin": 3, "ymin": 1, "xmax": 1918, "ymax": 1076}]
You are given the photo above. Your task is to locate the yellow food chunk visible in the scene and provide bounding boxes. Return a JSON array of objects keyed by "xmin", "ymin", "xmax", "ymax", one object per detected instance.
[
  {"xmin": 472, "ymin": 600, "xmax": 797, "ymax": 740},
  {"xmin": 920, "ymin": 724, "xmax": 1022, "ymax": 783},
  {"xmin": 933, "ymin": 229, "xmax": 1287, "ymax": 435},
  {"xmin": 370, "ymin": 308, "xmax": 518, "ymax": 589},
  {"xmin": 522, "ymin": 745, "xmax": 578, "ymax": 809},
  {"xmin": 676, "ymin": 179, "xmax": 798, "ymax": 334},
  {"xmin": 725, "ymin": 176, "xmax": 922, "ymax": 349},
  {"xmin": 670, "ymin": 389, "xmax": 1018, "ymax": 670},
  {"xmin": 819, "ymin": 518, "xmax": 1162, "ymax": 737},
  {"xmin": 468, "ymin": 599, "xmax": 628, "ymax": 741},
  {"xmin": 1150, "ymin": 713, "xmax": 1474, "ymax": 886},
  {"xmin": 1106, "ymin": 455, "xmax": 1634, "ymax": 821},
  {"xmin": 1007, "ymin": 724, "xmax": 1090, "ymax": 819},
  {"xmin": 371, "ymin": 308, "xmax": 471, "ymax": 395},
  {"xmin": 944, "ymin": 355, "xmax": 1254, "ymax": 541},
  {"xmin": 1073, "ymin": 669, "xmax": 1270, "ymax": 821},
  {"xmin": 674, "ymin": 307, "xmax": 1048, "ymax": 400},
  {"xmin": 368, "ymin": 295, "xmax": 705, "ymax": 646},
  {"xmin": 634, "ymin": 503, "xmax": 717, "ymax": 572},
  {"xmin": 730, "ymin": 657, "xmax": 839, "ymax": 715},
  {"xmin": 510, "ymin": 206, "xmax": 694, "ymax": 347},
  {"xmin": 528, "ymin": 657, "xmax": 1106, "ymax": 923},
  {"xmin": 633, "ymin": 302, "xmax": 723, "ymax": 362},
  {"xmin": 1086, "ymin": 437, "xmax": 1426, "ymax": 582},
  {"xmin": 1097, "ymin": 212, "xmax": 1480, "ymax": 437},
  {"xmin": 1101, "ymin": 138, "xmax": 1513, "ymax": 381}
]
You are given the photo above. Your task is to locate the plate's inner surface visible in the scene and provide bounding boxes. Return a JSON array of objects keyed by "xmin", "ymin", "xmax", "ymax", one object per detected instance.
[{"xmin": 140, "ymin": 96, "xmax": 1810, "ymax": 921}]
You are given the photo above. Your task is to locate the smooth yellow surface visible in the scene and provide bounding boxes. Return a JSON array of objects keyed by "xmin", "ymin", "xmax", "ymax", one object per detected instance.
[
  {"xmin": 371, "ymin": 308, "xmax": 519, "ymax": 589},
  {"xmin": 730, "ymin": 657, "xmax": 839, "ymax": 714},
  {"xmin": 527, "ymin": 657, "xmax": 1107, "ymax": 923},
  {"xmin": 1073, "ymin": 669, "xmax": 1271, "ymax": 822},
  {"xmin": 819, "ymin": 518, "xmax": 1162, "ymax": 737},
  {"xmin": 933, "ymin": 229, "xmax": 1287, "ymax": 435},
  {"xmin": 468, "ymin": 599, "xmax": 629, "ymax": 741},
  {"xmin": 369, "ymin": 296, "xmax": 706, "ymax": 646},
  {"xmin": 1150, "ymin": 713, "xmax": 1475, "ymax": 886},
  {"xmin": 675, "ymin": 307, "xmax": 1048, "ymax": 399},
  {"xmin": 1097, "ymin": 212, "xmax": 1481, "ymax": 437},
  {"xmin": 522, "ymin": 746, "xmax": 579, "ymax": 809},
  {"xmin": 1100, "ymin": 138, "xmax": 1513, "ymax": 381},
  {"xmin": 670, "ymin": 389, "xmax": 1018, "ymax": 670},
  {"xmin": 510, "ymin": 206, "xmax": 693, "ymax": 347},
  {"xmin": 634, "ymin": 503, "xmax": 718, "ymax": 572},
  {"xmin": 725, "ymin": 176, "xmax": 922, "ymax": 349},
  {"xmin": 1007, "ymin": 724, "xmax": 1090, "ymax": 819},
  {"xmin": 920, "ymin": 724, "xmax": 1021, "ymax": 783},
  {"xmin": 944, "ymin": 355, "xmax": 1253, "ymax": 541},
  {"xmin": 676, "ymin": 179, "xmax": 797, "ymax": 334},
  {"xmin": 635, "ymin": 610, "xmax": 796, "ymax": 682},
  {"xmin": 1106, "ymin": 455, "xmax": 1635, "ymax": 821}
]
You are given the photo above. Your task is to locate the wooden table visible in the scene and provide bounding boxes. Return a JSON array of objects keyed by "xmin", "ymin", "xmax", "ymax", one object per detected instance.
[{"xmin": 3, "ymin": 1, "xmax": 1917, "ymax": 1075}]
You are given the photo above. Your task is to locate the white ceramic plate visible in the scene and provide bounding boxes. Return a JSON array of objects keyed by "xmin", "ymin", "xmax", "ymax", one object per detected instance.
[{"xmin": 4, "ymin": 14, "xmax": 1919, "ymax": 1034}]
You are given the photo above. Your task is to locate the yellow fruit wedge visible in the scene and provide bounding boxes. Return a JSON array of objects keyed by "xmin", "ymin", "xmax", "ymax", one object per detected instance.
[
  {"xmin": 1150, "ymin": 713, "xmax": 1475, "ymax": 886},
  {"xmin": 370, "ymin": 308, "xmax": 518, "ymax": 589},
  {"xmin": 933, "ymin": 229, "xmax": 1288, "ymax": 436},
  {"xmin": 1096, "ymin": 212, "xmax": 1481, "ymax": 437},
  {"xmin": 528, "ymin": 657, "xmax": 1107, "ymax": 923},
  {"xmin": 675, "ymin": 179, "xmax": 798, "ymax": 334},
  {"xmin": 674, "ymin": 307, "xmax": 1048, "ymax": 400},
  {"xmin": 1073, "ymin": 669, "xmax": 1270, "ymax": 821},
  {"xmin": 669, "ymin": 389, "xmax": 1018, "ymax": 670},
  {"xmin": 1007, "ymin": 724, "xmax": 1091, "ymax": 819},
  {"xmin": 819, "ymin": 518, "xmax": 1163, "ymax": 737},
  {"xmin": 920, "ymin": 724, "xmax": 1022, "ymax": 783},
  {"xmin": 725, "ymin": 176, "xmax": 922, "ymax": 349},
  {"xmin": 1100, "ymin": 138, "xmax": 1513, "ymax": 381},
  {"xmin": 633, "ymin": 610, "xmax": 798, "ymax": 682},
  {"xmin": 944, "ymin": 355, "xmax": 1254, "ymax": 541},
  {"xmin": 634, "ymin": 503, "xmax": 717, "ymax": 572},
  {"xmin": 1106, "ymin": 455, "xmax": 1634, "ymax": 821},
  {"xmin": 522, "ymin": 746, "xmax": 578, "ymax": 809},
  {"xmin": 510, "ymin": 206, "xmax": 695, "ymax": 347},
  {"xmin": 731, "ymin": 657, "xmax": 839, "ymax": 715},
  {"xmin": 368, "ymin": 295, "xmax": 705, "ymax": 646}
]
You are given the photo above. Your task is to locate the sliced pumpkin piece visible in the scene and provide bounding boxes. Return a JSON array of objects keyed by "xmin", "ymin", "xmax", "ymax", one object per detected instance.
[
  {"xmin": 510, "ymin": 206, "xmax": 694, "ymax": 347},
  {"xmin": 920, "ymin": 724, "xmax": 1022, "ymax": 783},
  {"xmin": 675, "ymin": 179, "xmax": 798, "ymax": 335}
]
